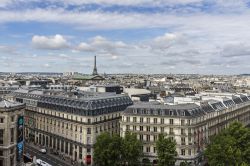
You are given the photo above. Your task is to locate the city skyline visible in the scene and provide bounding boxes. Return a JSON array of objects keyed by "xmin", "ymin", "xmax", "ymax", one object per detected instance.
[{"xmin": 1, "ymin": 0, "xmax": 250, "ymax": 74}]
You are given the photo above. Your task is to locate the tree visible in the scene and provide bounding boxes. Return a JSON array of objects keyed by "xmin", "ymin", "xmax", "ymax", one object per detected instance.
[
  {"xmin": 121, "ymin": 131, "xmax": 143, "ymax": 166},
  {"xmin": 156, "ymin": 134, "xmax": 177, "ymax": 166},
  {"xmin": 141, "ymin": 158, "xmax": 151, "ymax": 166},
  {"xmin": 180, "ymin": 161, "xmax": 192, "ymax": 166},
  {"xmin": 93, "ymin": 132, "xmax": 122, "ymax": 166},
  {"xmin": 93, "ymin": 132, "xmax": 143, "ymax": 166},
  {"xmin": 205, "ymin": 122, "xmax": 250, "ymax": 166}
]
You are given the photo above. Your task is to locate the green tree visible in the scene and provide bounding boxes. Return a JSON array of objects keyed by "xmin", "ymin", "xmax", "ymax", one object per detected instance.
[
  {"xmin": 93, "ymin": 132, "xmax": 122, "ymax": 166},
  {"xmin": 205, "ymin": 122, "xmax": 250, "ymax": 166},
  {"xmin": 180, "ymin": 161, "xmax": 192, "ymax": 166},
  {"xmin": 141, "ymin": 158, "xmax": 151, "ymax": 166},
  {"xmin": 156, "ymin": 134, "xmax": 177, "ymax": 166},
  {"xmin": 121, "ymin": 131, "xmax": 143, "ymax": 166}
]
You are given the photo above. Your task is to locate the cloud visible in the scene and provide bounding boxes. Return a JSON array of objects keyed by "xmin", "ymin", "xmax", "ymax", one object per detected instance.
[
  {"xmin": 1, "ymin": 0, "xmax": 250, "ymax": 74},
  {"xmin": 76, "ymin": 36, "xmax": 128, "ymax": 57},
  {"xmin": 1, "ymin": 0, "xmax": 203, "ymax": 8},
  {"xmin": 76, "ymin": 42, "xmax": 94, "ymax": 52},
  {"xmin": 151, "ymin": 33, "xmax": 187, "ymax": 51},
  {"xmin": 221, "ymin": 43, "xmax": 250, "ymax": 57},
  {"xmin": 32, "ymin": 34, "xmax": 69, "ymax": 50},
  {"xmin": 0, "ymin": 45, "xmax": 17, "ymax": 54}
]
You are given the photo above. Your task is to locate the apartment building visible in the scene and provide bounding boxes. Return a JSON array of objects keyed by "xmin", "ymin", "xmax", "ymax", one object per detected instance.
[
  {"xmin": 0, "ymin": 98, "xmax": 25, "ymax": 166},
  {"xmin": 12, "ymin": 89, "xmax": 132, "ymax": 165},
  {"xmin": 120, "ymin": 94, "xmax": 250, "ymax": 165}
]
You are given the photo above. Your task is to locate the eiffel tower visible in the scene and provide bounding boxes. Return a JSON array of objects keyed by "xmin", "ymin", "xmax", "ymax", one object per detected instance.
[{"xmin": 92, "ymin": 56, "xmax": 98, "ymax": 75}]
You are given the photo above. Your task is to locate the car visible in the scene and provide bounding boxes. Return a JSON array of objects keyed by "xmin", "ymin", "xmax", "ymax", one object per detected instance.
[
  {"xmin": 36, "ymin": 159, "xmax": 52, "ymax": 166},
  {"xmin": 39, "ymin": 148, "xmax": 47, "ymax": 154}
]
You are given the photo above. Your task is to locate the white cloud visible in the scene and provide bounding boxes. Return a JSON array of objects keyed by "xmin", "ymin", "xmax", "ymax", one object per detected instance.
[
  {"xmin": 221, "ymin": 43, "xmax": 250, "ymax": 57},
  {"xmin": 76, "ymin": 42, "xmax": 94, "ymax": 52},
  {"xmin": 1, "ymin": 0, "xmax": 250, "ymax": 74},
  {"xmin": 32, "ymin": 34, "xmax": 69, "ymax": 50},
  {"xmin": 0, "ymin": 45, "xmax": 17, "ymax": 54},
  {"xmin": 76, "ymin": 36, "xmax": 128, "ymax": 56},
  {"xmin": 7, "ymin": 0, "xmax": 202, "ymax": 7},
  {"xmin": 43, "ymin": 63, "xmax": 51, "ymax": 68}
]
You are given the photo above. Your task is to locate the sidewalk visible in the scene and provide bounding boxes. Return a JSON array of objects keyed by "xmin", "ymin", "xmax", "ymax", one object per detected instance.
[{"xmin": 25, "ymin": 142, "xmax": 80, "ymax": 166}]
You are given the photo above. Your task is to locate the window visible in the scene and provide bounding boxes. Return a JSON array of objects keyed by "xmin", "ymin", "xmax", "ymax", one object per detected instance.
[
  {"xmin": 11, "ymin": 128, "xmax": 14, "ymax": 143},
  {"xmin": 87, "ymin": 148, "xmax": 91, "ymax": 153},
  {"xmin": 11, "ymin": 116, "xmax": 15, "ymax": 122},
  {"xmin": 181, "ymin": 120, "xmax": 185, "ymax": 126},
  {"xmin": 170, "ymin": 128, "xmax": 174, "ymax": 135},
  {"xmin": 133, "ymin": 117, "xmax": 137, "ymax": 122},
  {"xmin": 153, "ymin": 118, "xmax": 157, "ymax": 124},
  {"xmin": 11, "ymin": 148, "xmax": 14, "ymax": 154},
  {"xmin": 154, "ymin": 147, "xmax": 157, "ymax": 153},
  {"xmin": 87, "ymin": 128, "xmax": 91, "ymax": 134},
  {"xmin": 154, "ymin": 135, "xmax": 157, "ymax": 141},
  {"xmin": 181, "ymin": 129, "xmax": 185, "ymax": 135},
  {"xmin": 154, "ymin": 127, "xmax": 157, "ymax": 132},
  {"xmin": 188, "ymin": 128, "xmax": 192, "ymax": 135},
  {"xmin": 133, "ymin": 126, "xmax": 136, "ymax": 131},
  {"xmin": 146, "ymin": 126, "xmax": 150, "ymax": 132},
  {"xmin": 146, "ymin": 118, "xmax": 150, "ymax": 123},
  {"xmin": 126, "ymin": 125, "xmax": 130, "ymax": 131},
  {"xmin": 10, "ymin": 157, "xmax": 14, "ymax": 166},
  {"xmin": 79, "ymin": 147, "xmax": 82, "ymax": 159},
  {"xmin": 181, "ymin": 137, "xmax": 186, "ymax": 145},
  {"xmin": 140, "ymin": 117, "xmax": 143, "ymax": 123},
  {"xmin": 139, "ymin": 135, "xmax": 143, "ymax": 141},
  {"xmin": 188, "ymin": 137, "xmax": 192, "ymax": 143},
  {"xmin": 161, "ymin": 118, "xmax": 164, "ymax": 124},
  {"xmin": 188, "ymin": 149, "xmax": 192, "ymax": 155},
  {"xmin": 126, "ymin": 117, "xmax": 130, "ymax": 122},
  {"xmin": 0, "ymin": 150, "xmax": 3, "ymax": 156},
  {"xmin": 181, "ymin": 149, "xmax": 185, "ymax": 156},
  {"xmin": 161, "ymin": 127, "xmax": 164, "ymax": 133},
  {"xmin": 87, "ymin": 137, "xmax": 91, "ymax": 145},
  {"xmin": 146, "ymin": 147, "xmax": 150, "ymax": 153},
  {"xmin": 146, "ymin": 135, "xmax": 150, "ymax": 141},
  {"xmin": 0, "ymin": 118, "xmax": 4, "ymax": 123},
  {"xmin": 0, "ymin": 129, "xmax": 4, "ymax": 145},
  {"xmin": 88, "ymin": 119, "xmax": 91, "ymax": 124},
  {"xmin": 140, "ymin": 126, "xmax": 143, "ymax": 131},
  {"xmin": 169, "ymin": 119, "xmax": 174, "ymax": 125}
]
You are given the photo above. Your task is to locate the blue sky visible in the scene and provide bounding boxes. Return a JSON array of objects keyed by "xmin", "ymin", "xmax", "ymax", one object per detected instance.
[{"xmin": 1, "ymin": 0, "xmax": 250, "ymax": 74}]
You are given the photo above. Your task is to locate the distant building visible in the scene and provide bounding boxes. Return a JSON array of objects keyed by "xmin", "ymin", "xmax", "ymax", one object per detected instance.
[
  {"xmin": 71, "ymin": 56, "xmax": 104, "ymax": 84},
  {"xmin": 0, "ymin": 98, "xmax": 25, "ymax": 166},
  {"xmin": 90, "ymin": 85, "xmax": 124, "ymax": 94}
]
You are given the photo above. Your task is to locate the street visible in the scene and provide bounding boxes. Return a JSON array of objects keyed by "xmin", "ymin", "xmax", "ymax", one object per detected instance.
[{"xmin": 24, "ymin": 144, "xmax": 72, "ymax": 166}]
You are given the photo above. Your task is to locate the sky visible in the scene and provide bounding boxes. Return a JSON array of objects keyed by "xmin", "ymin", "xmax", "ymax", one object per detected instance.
[{"xmin": 1, "ymin": 0, "xmax": 250, "ymax": 74}]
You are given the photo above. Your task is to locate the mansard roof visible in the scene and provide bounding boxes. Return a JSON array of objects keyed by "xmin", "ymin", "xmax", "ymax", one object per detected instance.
[
  {"xmin": 124, "ymin": 94, "xmax": 250, "ymax": 118},
  {"xmin": 12, "ymin": 90, "xmax": 133, "ymax": 111},
  {"xmin": 125, "ymin": 102, "xmax": 206, "ymax": 117}
]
